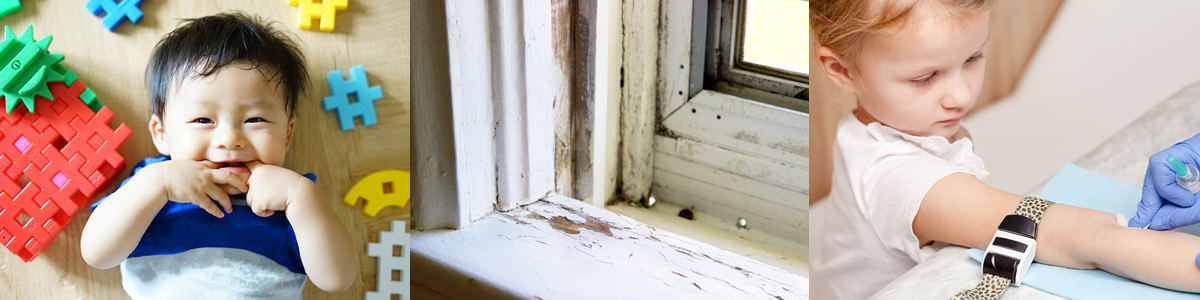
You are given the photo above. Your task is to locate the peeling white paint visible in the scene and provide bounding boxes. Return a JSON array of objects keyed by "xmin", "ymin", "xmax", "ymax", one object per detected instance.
[{"xmin": 412, "ymin": 195, "xmax": 808, "ymax": 299}]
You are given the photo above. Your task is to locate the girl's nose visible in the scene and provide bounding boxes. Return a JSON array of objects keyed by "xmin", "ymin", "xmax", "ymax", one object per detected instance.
[{"xmin": 942, "ymin": 72, "xmax": 972, "ymax": 109}]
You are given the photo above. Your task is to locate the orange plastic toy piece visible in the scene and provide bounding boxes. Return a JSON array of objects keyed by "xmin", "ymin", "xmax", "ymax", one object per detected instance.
[{"xmin": 0, "ymin": 80, "xmax": 131, "ymax": 262}]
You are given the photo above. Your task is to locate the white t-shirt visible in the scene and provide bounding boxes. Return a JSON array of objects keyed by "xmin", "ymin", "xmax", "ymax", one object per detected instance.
[{"xmin": 811, "ymin": 113, "xmax": 988, "ymax": 300}]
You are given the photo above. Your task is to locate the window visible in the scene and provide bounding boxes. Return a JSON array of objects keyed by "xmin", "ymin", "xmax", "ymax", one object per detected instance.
[
  {"xmin": 644, "ymin": 0, "xmax": 809, "ymax": 272},
  {"xmin": 706, "ymin": 0, "xmax": 808, "ymax": 106},
  {"xmin": 740, "ymin": 0, "xmax": 808, "ymax": 80}
]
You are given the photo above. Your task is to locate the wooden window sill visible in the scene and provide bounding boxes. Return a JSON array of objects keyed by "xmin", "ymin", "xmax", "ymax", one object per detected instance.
[{"xmin": 411, "ymin": 195, "xmax": 808, "ymax": 299}]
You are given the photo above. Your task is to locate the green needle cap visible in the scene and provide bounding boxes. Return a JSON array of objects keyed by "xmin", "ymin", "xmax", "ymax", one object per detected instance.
[{"xmin": 1168, "ymin": 154, "xmax": 1189, "ymax": 177}]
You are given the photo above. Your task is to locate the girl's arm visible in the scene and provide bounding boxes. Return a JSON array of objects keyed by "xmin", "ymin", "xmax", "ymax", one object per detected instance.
[
  {"xmin": 285, "ymin": 180, "xmax": 358, "ymax": 292},
  {"xmin": 915, "ymin": 173, "xmax": 1200, "ymax": 292}
]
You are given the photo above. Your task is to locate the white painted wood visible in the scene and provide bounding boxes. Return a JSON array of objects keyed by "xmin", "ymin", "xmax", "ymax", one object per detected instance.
[
  {"xmin": 689, "ymin": 90, "xmax": 809, "ymax": 129},
  {"xmin": 619, "ymin": 0, "xmax": 661, "ymax": 203},
  {"xmin": 655, "ymin": 150, "xmax": 805, "ymax": 211},
  {"xmin": 652, "ymin": 90, "xmax": 808, "ymax": 243},
  {"xmin": 415, "ymin": 0, "xmax": 567, "ymax": 226},
  {"xmin": 653, "ymin": 184, "xmax": 807, "ymax": 244},
  {"xmin": 555, "ymin": 0, "xmax": 576, "ymax": 200},
  {"xmin": 493, "ymin": 0, "xmax": 529, "ymax": 212},
  {"xmin": 652, "ymin": 166, "xmax": 804, "ymax": 223},
  {"xmin": 521, "ymin": 0, "xmax": 561, "ymax": 207},
  {"xmin": 444, "ymin": 0, "xmax": 501, "ymax": 225},
  {"xmin": 662, "ymin": 90, "xmax": 808, "ymax": 168},
  {"xmin": 411, "ymin": 0, "xmax": 498, "ymax": 229},
  {"xmin": 656, "ymin": 135, "xmax": 806, "ymax": 194},
  {"xmin": 658, "ymin": 0, "xmax": 694, "ymax": 120},
  {"xmin": 412, "ymin": 0, "xmax": 460, "ymax": 230},
  {"xmin": 412, "ymin": 194, "xmax": 808, "ymax": 299},
  {"xmin": 606, "ymin": 202, "xmax": 809, "ymax": 277},
  {"xmin": 652, "ymin": 148, "xmax": 808, "ymax": 244},
  {"xmin": 490, "ymin": 0, "xmax": 562, "ymax": 211},
  {"xmin": 590, "ymin": 0, "xmax": 623, "ymax": 207}
]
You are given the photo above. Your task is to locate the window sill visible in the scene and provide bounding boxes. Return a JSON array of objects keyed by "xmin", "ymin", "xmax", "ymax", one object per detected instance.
[
  {"xmin": 606, "ymin": 201, "xmax": 808, "ymax": 277},
  {"xmin": 411, "ymin": 195, "xmax": 808, "ymax": 299}
]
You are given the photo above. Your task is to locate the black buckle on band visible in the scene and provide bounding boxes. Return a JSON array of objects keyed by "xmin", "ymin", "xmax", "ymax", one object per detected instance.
[
  {"xmin": 998, "ymin": 214, "xmax": 1038, "ymax": 239},
  {"xmin": 982, "ymin": 252, "xmax": 1020, "ymax": 282}
]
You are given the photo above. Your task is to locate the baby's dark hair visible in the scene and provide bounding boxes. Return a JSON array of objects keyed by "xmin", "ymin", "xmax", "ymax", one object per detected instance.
[{"xmin": 146, "ymin": 12, "xmax": 308, "ymax": 118}]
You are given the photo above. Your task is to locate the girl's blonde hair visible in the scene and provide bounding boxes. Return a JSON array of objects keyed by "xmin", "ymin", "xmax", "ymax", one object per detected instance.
[{"xmin": 810, "ymin": 0, "xmax": 993, "ymax": 65}]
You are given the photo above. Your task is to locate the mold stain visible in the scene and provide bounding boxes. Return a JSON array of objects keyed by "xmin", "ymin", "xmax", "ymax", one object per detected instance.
[{"xmin": 731, "ymin": 131, "xmax": 759, "ymax": 144}]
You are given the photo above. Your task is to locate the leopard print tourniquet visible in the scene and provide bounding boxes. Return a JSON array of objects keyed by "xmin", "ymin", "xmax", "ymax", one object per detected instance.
[{"xmin": 951, "ymin": 197, "xmax": 1054, "ymax": 300}]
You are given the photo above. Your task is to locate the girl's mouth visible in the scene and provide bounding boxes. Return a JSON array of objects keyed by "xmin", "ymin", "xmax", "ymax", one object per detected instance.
[
  {"xmin": 937, "ymin": 117, "xmax": 962, "ymax": 125},
  {"xmin": 218, "ymin": 161, "xmax": 250, "ymax": 174}
]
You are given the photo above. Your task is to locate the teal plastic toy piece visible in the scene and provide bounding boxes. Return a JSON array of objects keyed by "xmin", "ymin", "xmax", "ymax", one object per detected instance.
[
  {"xmin": 323, "ymin": 65, "xmax": 382, "ymax": 131},
  {"xmin": 0, "ymin": 0, "xmax": 20, "ymax": 19},
  {"xmin": 86, "ymin": 0, "xmax": 143, "ymax": 32},
  {"xmin": 0, "ymin": 25, "xmax": 67, "ymax": 113}
]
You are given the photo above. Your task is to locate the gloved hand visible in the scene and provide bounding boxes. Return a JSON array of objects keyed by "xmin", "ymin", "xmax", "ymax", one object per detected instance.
[{"xmin": 1130, "ymin": 133, "xmax": 1200, "ymax": 230}]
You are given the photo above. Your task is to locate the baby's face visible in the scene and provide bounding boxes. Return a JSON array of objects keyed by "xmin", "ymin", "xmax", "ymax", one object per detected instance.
[
  {"xmin": 150, "ymin": 63, "xmax": 294, "ymax": 173},
  {"xmin": 852, "ymin": 10, "xmax": 989, "ymax": 140}
]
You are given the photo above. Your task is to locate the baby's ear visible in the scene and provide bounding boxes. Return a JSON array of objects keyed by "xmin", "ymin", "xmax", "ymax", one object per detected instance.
[
  {"xmin": 148, "ymin": 115, "xmax": 170, "ymax": 155},
  {"xmin": 285, "ymin": 118, "xmax": 295, "ymax": 148}
]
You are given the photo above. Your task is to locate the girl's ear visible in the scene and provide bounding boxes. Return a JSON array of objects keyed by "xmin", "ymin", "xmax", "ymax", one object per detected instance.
[
  {"xmin": 149, "ymin": 114, "xmax": 170, "ymax": 155},
  {"xmin": 817, "ymin": 46, "xmax": 858, "ymax": 94}
]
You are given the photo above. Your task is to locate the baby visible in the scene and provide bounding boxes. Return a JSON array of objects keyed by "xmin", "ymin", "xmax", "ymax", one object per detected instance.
[
  {"xmin": 811, "ymin": 0, "xmax": 1200, "ymax": 299},
  {"xmin": 80, "ymin": 13, "xmax": 357, "ymax": 298}
]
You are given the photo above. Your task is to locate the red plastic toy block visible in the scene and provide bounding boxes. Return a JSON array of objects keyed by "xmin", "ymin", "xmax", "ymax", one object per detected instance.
[{"xmin": 0, "ymin": 80, "xmax": 130, "ymax": 262}]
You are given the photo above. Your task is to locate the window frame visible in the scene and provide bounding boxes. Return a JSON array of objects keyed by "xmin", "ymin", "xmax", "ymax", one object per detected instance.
[
  {"xmin": 706, "ymin": 0, "xmax": 808, "ymax": 99},
  {"xmin": 653, "ymin": 0, "xmax": 809, "ymax": 244}
]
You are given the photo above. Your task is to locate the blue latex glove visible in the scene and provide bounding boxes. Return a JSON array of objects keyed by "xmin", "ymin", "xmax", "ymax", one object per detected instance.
[{"xmin": 1130, "ymin": 133, "xmax": 1200, "ymax": 230}]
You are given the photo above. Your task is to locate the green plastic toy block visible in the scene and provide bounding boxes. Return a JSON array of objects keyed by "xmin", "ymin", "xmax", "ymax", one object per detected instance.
[
  {"xmin": 0, "ymin": 0, "xmax": 19, "ymax": 20},
  {"xmin": 0, "ymin": 25, "xmax": 67, "ymax": 113}
]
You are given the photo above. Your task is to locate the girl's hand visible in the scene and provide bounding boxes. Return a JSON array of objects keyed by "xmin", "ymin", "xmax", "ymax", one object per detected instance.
[
  {"xmin": 155, "ymin": 160, "xmax": 250, "ymax": 218},
  {"xmin": 244, "ymin": 161, "xmax": 311, "ymax": 217}
]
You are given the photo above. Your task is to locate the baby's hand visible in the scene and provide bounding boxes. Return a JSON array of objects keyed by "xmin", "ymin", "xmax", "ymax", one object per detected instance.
[
  {"xmin": 154, "ymin": 160, "xmax": 250, "ymax": 218},
  {"xmin": 244, "ymin": 161, "xmax": 311, "ymax": 217}
]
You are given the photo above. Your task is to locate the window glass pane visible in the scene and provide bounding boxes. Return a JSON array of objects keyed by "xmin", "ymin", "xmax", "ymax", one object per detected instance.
[{"xmin": 741, "ymin": 0, "xmax": 808, "ymax": 76}]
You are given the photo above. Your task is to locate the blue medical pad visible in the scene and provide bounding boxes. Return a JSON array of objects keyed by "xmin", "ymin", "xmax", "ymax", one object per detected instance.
[{"xmin": 965, "ymin": 163, "xmax": 1200, "ymax": 299}]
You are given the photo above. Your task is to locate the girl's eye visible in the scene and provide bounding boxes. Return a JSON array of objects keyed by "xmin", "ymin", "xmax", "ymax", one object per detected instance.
[
  {"xmin": 192, "ymin": 118, "xmax": 214, "ymax": 124},
  {"xmin": 966, "ymin": 54, "xmax": 983, "ymax": 63},
  {"xmin": 246, "ymin": 117, "xmax": 267, "ymax": 123},
  {"xmin": 912, "ymin": 72, "xmax": 936, "ymax": 86}
]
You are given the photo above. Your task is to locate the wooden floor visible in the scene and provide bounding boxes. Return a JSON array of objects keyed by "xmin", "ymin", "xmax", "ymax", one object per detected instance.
[{"xmin": 0, "ymin": 1, "xmax": 410, "ymax": 299}]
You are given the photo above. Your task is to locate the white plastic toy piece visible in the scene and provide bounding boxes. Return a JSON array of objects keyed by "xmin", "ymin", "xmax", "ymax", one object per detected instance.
[{"xmin": 365, "ymin": 220, "xmax": 411, "ymax": 300}]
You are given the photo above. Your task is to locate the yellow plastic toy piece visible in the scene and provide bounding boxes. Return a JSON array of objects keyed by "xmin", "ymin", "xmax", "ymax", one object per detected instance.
[
  {"xmin": 344, "ymin": 170, "xmax": 410, "ymax": 217},
  {"xmin": 288, "ymin": 0, "xmax": 348, "ymax": 32}
]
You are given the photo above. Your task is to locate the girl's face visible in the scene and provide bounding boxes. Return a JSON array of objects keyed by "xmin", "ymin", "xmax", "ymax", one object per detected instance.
[{"xmin": 824, "ymin": 10, "xmax": 989, "ymax": 140}]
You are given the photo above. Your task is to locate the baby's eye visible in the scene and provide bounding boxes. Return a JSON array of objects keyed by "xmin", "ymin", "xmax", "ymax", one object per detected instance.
[
  {"xmin": 245, "ymin": 117, "xmax": 267, "ymax": 123},
  {"xmin": 192, "ymin": 118, "xmax": 214, "ymax": 124}
]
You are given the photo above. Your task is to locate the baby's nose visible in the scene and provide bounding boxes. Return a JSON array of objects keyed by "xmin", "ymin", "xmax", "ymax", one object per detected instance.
[{"xmin": 214, "ymin": 128, "xmax": 247, "ymax": 149}]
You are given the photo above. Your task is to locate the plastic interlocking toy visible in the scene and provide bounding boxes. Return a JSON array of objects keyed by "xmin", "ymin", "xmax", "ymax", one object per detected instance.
[
  {"xmin": 365, "ymin": 220, "xmax": 410, "ymax": 300},
  {"xmin": 323, "ymin": 65, "xmax": 381, "ymax": 131},
  {"xmin": 86, "ymin": 0, "xmax": 144, "ymax": 32},
  {"xmin": 0, "ymin": 25, "xmax": 129, "ymax": 262},
  {"xmin": 288, "ymin": 0, "xmax": 348, "ymax": 32}
]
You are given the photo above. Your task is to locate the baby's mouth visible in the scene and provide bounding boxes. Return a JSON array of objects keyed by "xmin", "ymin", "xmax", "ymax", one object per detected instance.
[{"xmin": 218, "ymin": 161, "xmax": 251, "ymax": 174}]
